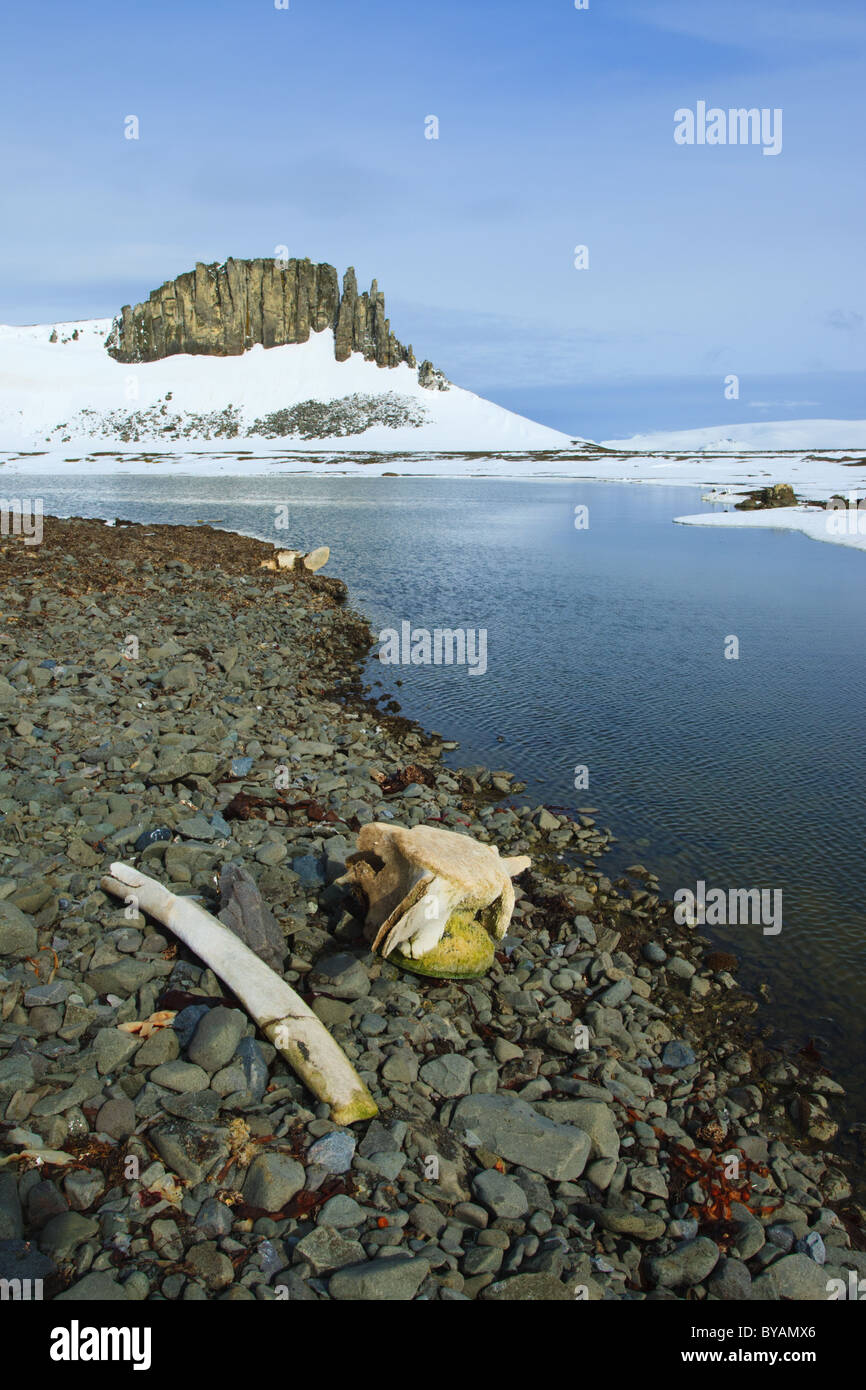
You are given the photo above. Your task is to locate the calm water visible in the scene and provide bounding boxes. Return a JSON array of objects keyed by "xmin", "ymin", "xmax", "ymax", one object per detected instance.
[{"xmin": 18, "ymin": 470, "xmax": 866, "ymax": 1129}]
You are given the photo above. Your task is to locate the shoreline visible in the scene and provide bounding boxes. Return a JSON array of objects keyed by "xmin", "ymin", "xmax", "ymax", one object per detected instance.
[
  {"xmin": 674, "ymin": 505, "xmax": 866, "ymax": 553},
  {"xmin": 5, "ymin": 453, "xmax": 866, "ymax": 558},
  {"xmin": 0, "ymin": 515, "xmax": 860, "ymax": 1302}
]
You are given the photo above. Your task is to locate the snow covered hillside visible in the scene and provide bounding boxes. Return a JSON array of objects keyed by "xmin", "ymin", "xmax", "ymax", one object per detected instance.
[{"xmin": 0, "ymin": 318, "xmax": 571, "ymax": 453}]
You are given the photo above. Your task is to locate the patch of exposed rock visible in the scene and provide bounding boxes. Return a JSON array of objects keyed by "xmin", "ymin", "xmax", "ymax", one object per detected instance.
[{"xmin": 105, "ymin": 258, "xmax": 448, "ymax": 391}]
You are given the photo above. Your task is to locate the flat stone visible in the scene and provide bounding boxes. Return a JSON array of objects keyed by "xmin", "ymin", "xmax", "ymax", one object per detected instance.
[
  {"xmin": 233, "ymin": 1037, "xmax": 269, "ymax": 1099},
  {"xmin": 55, "ymin": 1272, "xmax": 130, "ymax": 1301},
  {"xmin": 149, "ymin": 1060, "xmax": 210, "ymax": 1093},
  {"xmin": 94, "ymin": 1027, "xmax": 142, "ymax": 1074},
  {"xmin": 0, "ymin": 1054, "xmax": 35, "ymax": 1097},
  {"xmin": 187, "ymin": 1007, "xmax": 246, "ymax": 1073},
  {"xmin": 312, "ymin": 997, "xmax": 353, "ymax": 1029},
  {"xmin": 0, "ymin": 902, "xmax": 38, "ymax": 957},
  {"xmin": 186, "ymin": 1241, "xmax": 234, "ymax": 1290},
  {"xmin": 134, "ymin": 1027, "xmax": 180, "ymax": 1067},
  {"xmin": 382, "ymin": 1049, "xmax": 419, "ymax": 1084},
  {"xmin": 31, "ymin": 1072, "xmax": 103, "ymax": 1116},
  {"xmin": 39, "ymin": 1211, "xmax": 99, "ymax": 1258},
  {"xmin": 162, "ymin": 663, "xmax": 198, "ymax": 692},
  {"xmin": 463, "ymin": 1244, "xmax": 503, "ymax": 1275},
  {"xmin": 24, "ymin": 981, "xmax": 71, "ymax": 1008},
  {"xmin": 307, "ymin": 1130, "xmax": 356, "ymax": 1175},
  {"xmin": 761, "ymin": 1252, "xmax": 835, "ymax": 1300},
  {"xmin": 419, "ymin": 1054, "xmax": 475, "ymax": 1097},
  {"xmin": 666, "ymin": 956, "xmax": 695, "ymax": 980},
  {"xmin": 534, "ymin": 1099, "xmax": 619, "ymax": 1161},
  {"xmin": 194, "ymin": 1198, "xmax": 234, "ymax": 1239},
  {"xmin": 176, "ymin": 814, "xmax": 220, "ymax": 841},
  {"xmin": 471, "ymin": 1170, "xmax": 529, "ymax": 1220},
  {"xmin": 630, "ymin": 1164, "xmax": 669, "ymax": 1198},
  {"xmin": 212, "ymin": 1037, "xmax": 269, "ymax": 1103},
  {"xmin": 150, "ymin": 1120, "xmax": 227, "ymax": 1185},
  {"xmin": 648, "ymin": 1237, "xmax": 720, "ymax": 1288},
  {"xmin": 318, "ymin": 1195, "xmax": 365, "ymax": 1229},
  {"xmin": 662, "ymin": 1040, "xmax": 696, "ymax": 1069},
  {"xmin": 707, "ymin": 1257, "xmax": 753, "ymax": 1300},
  {"xmin": 162, "ymin": 1090, "xmax": 221, "ymax": 1123},
  {"xmin": 95, "ymin": 1096, "xmax": 136, "ymax": 1139},
  {"xmin": 151, "ymin": 1218, "xmax": 184, "ymax": 1261},
  {"xmin": 150, "ymin": 752, "xmax": 218, "ymax": 783},
  {"xmin": 766, "ymin": 1224, "xmax": 796, "ymax": 1253},
  {"xmin": 730, "ymin": 1209, "xmax": 766, "ymax": 1260},
  {"xmin": 243, "ymin": 1153, "xmax": 305, "ymax": 1213},
  {"xmin": 357, "ymin": 1119, "xmax": 401, "ymax": 1158},
  {"xmin": 590, "ymin": 1204, "xmax": 667, "ymax": 1241},
  {"xmin": 451, "ymin": 1094, "xmax": 591, "ymax": 1182},
  {"xmin": 601, "ymin": 978, "xmax": 632, "ymax": 1007},
  {"xmin": 481, "ymin": 1273, "xmax": 575, "ymax": 1301},
  {"xmin": 63, "ymin": 1168, "xmax": 105, "ymax": 1213},
  {"xmin": 257, "ymin": 840, "xmax": 287, "ymax": 867},
  {"xmin": 328, "ymin": 1255, "xmax": 429, "ymax": 1301},
  {"xmin": 309, "ymin": 953, "xmax": 370, "ymax": 1000},
  {"xmin": 86, "ymin": 959, "xmax": 157, "ymax": 997},
  {"xmin": 584, "ymin": 1157, "xmax": 617, "ymax": 1191},
  {"xmin": 295, "ymin": 1225, "xmax": 366, "ymax": 1275},
  {"xmin": 26, "ymin": 1006, "xmax": 58, "ymax": 1037},
  {"xmin": 91, "ymin": 1028, "xmax": 141, "ymax": 1078},
  {"xmin": 362, "ymin": 1151, "xmax": 405, "ymax": 1181}
]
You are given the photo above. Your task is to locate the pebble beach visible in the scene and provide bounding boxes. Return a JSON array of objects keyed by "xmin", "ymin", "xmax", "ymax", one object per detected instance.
[{"xmin": 0, "ymin": 516, "xmax": 860, "ymax": 1303}]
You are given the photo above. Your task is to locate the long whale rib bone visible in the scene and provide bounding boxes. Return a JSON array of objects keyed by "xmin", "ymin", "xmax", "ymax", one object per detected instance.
[{"xmin": 101, "ymin": 862, "xmax": 377, "ymax": 1125}]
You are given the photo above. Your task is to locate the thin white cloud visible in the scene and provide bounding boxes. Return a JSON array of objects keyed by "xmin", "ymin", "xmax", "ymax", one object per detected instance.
[
  {"xmin": 826, "ymin": 309, "xmax": 864, "ymax": 332},
  {"xmin": 630, "ymin": 0, "xmax": 866, "ymax": 53},
  {"xmin": 748, "ymin": 400, "xmax": 821, "ymax": 409}
]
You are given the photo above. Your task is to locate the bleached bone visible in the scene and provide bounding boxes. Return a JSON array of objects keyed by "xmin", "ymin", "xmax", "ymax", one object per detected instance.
[
  {"xmin": 303, "ymin": 546, "xmax": 329, "ymax": 572},
  {"xmin": 259, "ymin": 546, "xmax": 330, "ymax": 573},
  {"xmin": 346, "ymin": 823, "xmax": 530, "ymax": 962},
  {"xmin": 259, "ymin": 550, "xmax": 300, "ymax": 571},
  {"xmin": 101, "ymin": 863, "xmax": 377, "ymax": 1124}
]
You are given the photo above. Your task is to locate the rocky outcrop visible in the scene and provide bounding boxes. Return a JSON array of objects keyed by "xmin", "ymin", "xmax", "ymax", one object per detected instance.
[
  {"xmin": 105, "ymin": 258, "xmax": 425, "ymax": 376},
  {"xmin": 735, "ymin": 483, "xmax": 797, "ymax": 511},
  {"xmin": 418, "ymin": 360, "xmax": 450, "ymax": 391}
]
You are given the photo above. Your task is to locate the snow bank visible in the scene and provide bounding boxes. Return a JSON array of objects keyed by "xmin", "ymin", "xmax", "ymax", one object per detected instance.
[{"xmin": 674, "ymin": 505, "xmax": 866, "ymax": 553}]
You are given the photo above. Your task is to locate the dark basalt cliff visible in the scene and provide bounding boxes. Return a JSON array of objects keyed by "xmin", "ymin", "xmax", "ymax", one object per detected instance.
[{"xmin": 105, "ymin": 258, "xmax": 442, "ymax": 381}]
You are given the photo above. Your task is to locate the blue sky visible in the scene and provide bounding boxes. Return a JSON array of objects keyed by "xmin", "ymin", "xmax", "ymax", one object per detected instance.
[{"xmin": 1, "ymin": 0, "xmax": 863, "ymax": 437}]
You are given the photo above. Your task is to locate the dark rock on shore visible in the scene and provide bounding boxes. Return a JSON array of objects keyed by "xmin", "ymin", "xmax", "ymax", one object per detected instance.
[{"xmin": 736, "ymin": 483, "xmax": 798, "ymax": 510}]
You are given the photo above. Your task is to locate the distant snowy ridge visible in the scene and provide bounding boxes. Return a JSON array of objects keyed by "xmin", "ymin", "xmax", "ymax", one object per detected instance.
[{"xmin": 604, "ymin": 419, "xmax": 866, "ymax": 452}]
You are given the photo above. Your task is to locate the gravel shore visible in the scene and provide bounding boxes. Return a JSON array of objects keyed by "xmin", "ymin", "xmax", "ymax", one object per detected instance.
[{"xmin": 0, "ymin": 516, "xmax": 859, "ymax": 1302}]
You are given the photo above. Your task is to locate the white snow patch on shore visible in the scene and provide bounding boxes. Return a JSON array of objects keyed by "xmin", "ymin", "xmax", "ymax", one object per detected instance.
[{"xmin": 674, "ymin": 505, "xmax": 866, "ymax": 552}]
